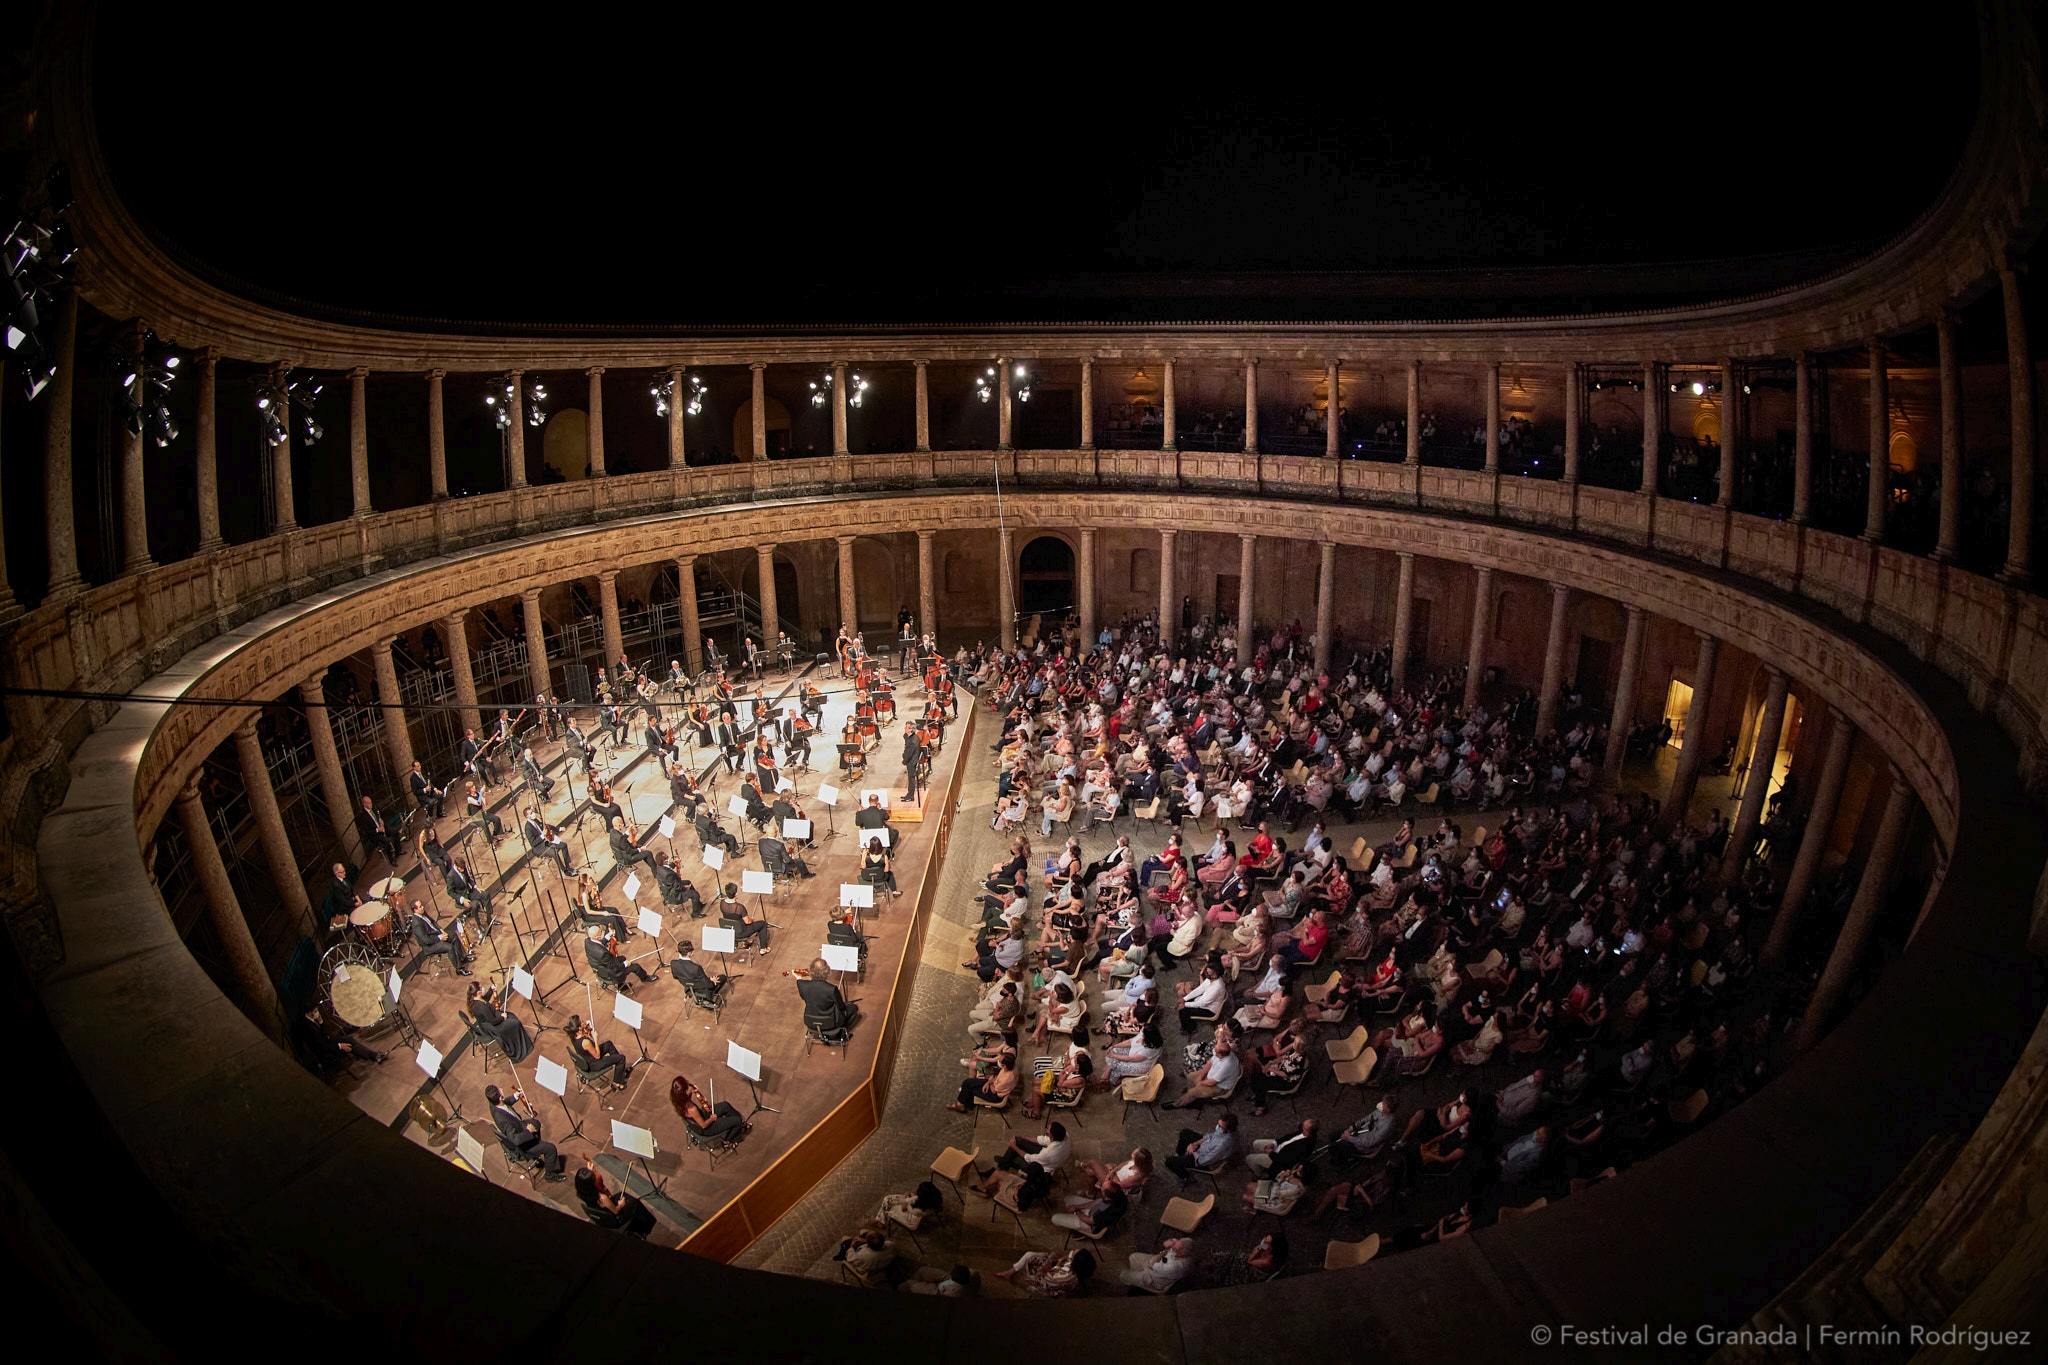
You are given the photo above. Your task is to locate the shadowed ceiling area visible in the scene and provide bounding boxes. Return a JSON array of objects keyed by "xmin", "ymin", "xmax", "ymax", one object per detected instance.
[{"xmin": 89, "ymin": 13, "xmax": 1979, "ymax": 327}]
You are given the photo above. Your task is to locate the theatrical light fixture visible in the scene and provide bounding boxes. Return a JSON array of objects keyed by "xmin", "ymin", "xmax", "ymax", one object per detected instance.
[
  {"xmin": 114, "ymin": 330, "xmax": 183, "ymax": 447},
  {"xmin": 485, "ymin": 375, "xmax": 548, "ymax": 429},
  {"xmin": 254, "ymin": 371, "xmax": 325, "ymax": 447},
  {"xmin": 848, "ymin": 371, "xmax": 870, "ymax": 408},
  {"xmin": 650, "ymin": 373, "xmax": 706, "ymax": 419},
  {"xmin": 809, "ymin": 372, "xmax": 832, "ymax": 407},
  {"xmin": 4, "ymin": 162, "xmax": 76, "ymax": 400},
  {"xmin": 975, "ymin": 363, "xmax": 1033, "ymax": 403},
  {"xmin": 1670, "ymin": 378, "xmax": 1723, "ymax": 395}
]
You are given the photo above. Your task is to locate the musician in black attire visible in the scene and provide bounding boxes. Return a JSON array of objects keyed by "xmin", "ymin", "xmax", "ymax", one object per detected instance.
[
  {"xmin": 798, "ymin": 957, "xmax": 858, "ymax": 1034},
  {"xmin": 670, "ymin": 769, "xmax": 704, "ymax": 820},
  {"xmin": 411, "ymin": 906, "xmax": 472, "ymax": 976},
  {"xmin": 417, "ymin": 824, "xmax": 453, "ymax": 878},
  {"xmin": 758, "ymin": 831, "xmax": 814, "ymax": 879},
  {"xmin": 654, "ymin": 852, "xmax": 704, "ymax": 917},
  {"xmin": 460, "ymin": 727, "xmax": 495, "ymax": 786},
  {"xmin": 668, "ymin": 939, "xmax": 729, "ymax": 1000},
  {"xmin": 320, "ymin": 862, "xmax": 361, "ymax": 932},
  {"xmin": 518, "ymin": 746, "xmax": 553, "ymax": 802},
  {"xmin": 355, "ymin": 795, "xmax": 399, "ymax": 865},
  {"xmin": 488, "ymin": 1085, "xmax": 565, "ymax": 1180},
  {"xmin": 294, "ymin": 1004, "xmax": 387, "ymax": 1070},
  {"xmin": 901, "ymin": 727, "xmax": 926, "ymax": 804},
  {"xmin": 563, "ymin": 716, "xmax": 592, "ymax": 775},
  {"xmin": 738, "ymin": 775, "xmax": 774, "ymax": 831},
  {"xmin": 711, "ymin": 716, "xmax": 744, "ymax": 774},
  {"xmin": 609, "ymin": 816, "xmax": 657, "ymax": 873},
  {"xmin": 855, "ymin": 794, "xmax": 892, "ymax": 839},
  {"xmin": 585, "ymin": 925, "xmax": 656, "ymax": 990},
  {"xmin": 717, "ymin": 883, "xmax": 771, "ymax": 953},
  {"xmin": 408, "ymin": 761, "xmax": 447, "ymax": 818},
  {"xmin": 464, "ymin": 781, "xmax": 503, "ymax": 841},
  {"xmin": 695, "ymin": 809, "xmax": 740, "ymax": 856}
]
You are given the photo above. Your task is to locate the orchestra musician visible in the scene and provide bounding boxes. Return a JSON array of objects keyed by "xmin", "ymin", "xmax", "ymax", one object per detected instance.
[
  {"xmin": 797, "ymin": 957, "xmax": 859, "ymax": 1034},
  {"xmin": 785, "ymin": 709, "xmax": 814, "ymax": 769},
  {"xmin": 716, "ymin": 883, "xmax": 771, "ymax": 954},
  {"xmin": 666, "ymin": 659, "xmax": 687, "ymax": 697},
  {"xmin": 668, "ymin": 940, "xmax": 728, "ymax": 998},
  {"xmin": 752, "ymin": 740, "xmax": 780, "ymax": 794},
  {"xmin": 410, "ymin": 902, "xmax": 473, "ymax": 976},
  {"xmin": 801, "ymin": 682, "xmax": 827, "ymax": 725},
  {"xmin": 901, "ymin": 725, "xmax": 926, "ymax": 805},
  {"xmin": 355, "ymin": 795, "xmax": 399, "ymax": 865},
  {"xmin": 488, "ymin": 1084, "xmax": 565, "ymax": 1180},
  {"xmin": 741, "ymin": 635, "xmax": 761, "ymax": 680},
  {"xmin": 711, "ymin": 714, "xmax": 744, "ymax": 775},
  {"xmin": 610, "ymin": 815, "xmax": 657, "ymax": 873},
  {"xmin": 518, "ymin": 746, "xmax": 553, "ymax": 802},
  {"xmin": 467, "ymin": 981, "xmax": 533, "ymax": 1062},
  {"xmin": 534, "ymin": 692, "xmax": 560, "ymax": 742},
  {"xmin": 460, "ymin": 726, "xmax": 497, "ymax": 787},
  {"xmin": 585, "ymin": 924, "xmax": 656, "ymax": 991},
  {"xmin": 572, "ymin": 873, "xmax": 632, "ymax": 938},
  {"xmin": 566, "ymin": 1014, "xmax": 634, "ymax": 1084},
  {"xmin": 758, "ymin": 827, "xmax": 814, "ymax": 879},
  {"xmin": 586, "ymin": 776, "xmax": 624, "ymax": 830},
  {"xmin": 694, "ymin": 808, "xmax": 739, "ymax": 857},
  {"xmin": 464, "ymin": 780, "xmax": 504, "ymax": 842},
  {"xmin": 575, "ymin": 1157, "xmax": 656, "ymax": 1236},
  {"xmin": 670, "ymin": 1075, "xmax": 748, "ymax": 1141},
  {"xmin": 597, "ymin": 698, "xmax": 625, "ymax": 750},
  {"xmin": 320, "ymin": 861, "xmax": 360, "ymax": 934},
  {"xmin": 862, "ymin": 837, "xmax": 900, "ymax": 898},
  {"xmin": 688, "ymin": 701, "xmax": 714, "ymax": 752},
  {"xmin": 417, "ymin": 822, "xmax": 453, "ymax": 878},
  {"xmin": 563, "ymin": 715, "xmax": 592, "ymax": 776},
  {"xmin": 644, "ymin": 715, "xmax": 676, "ymax": 777},
  {"xmin": 669, "ymin": 768, "xmax": 704, "ymax": 821},
  {"xmin": 653, "ymin": 852, "xmax": 704, "ymax": 917},
  {"xmin": 712, "ymin": 672, "xmax": 738, "ymax": 721},
  {"xmin": 738, "ymin": 775, "xmax": 774, "ymax": 832},
  {"xmin": 408, "ymin": 760, "xmax": 448, "ymax": 819}
]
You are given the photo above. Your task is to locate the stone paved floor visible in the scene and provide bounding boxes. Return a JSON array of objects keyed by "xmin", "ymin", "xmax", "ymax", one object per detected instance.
[{"xmin": 734, "ymin": 704, "xmax": 1751, "ymax": 1295}]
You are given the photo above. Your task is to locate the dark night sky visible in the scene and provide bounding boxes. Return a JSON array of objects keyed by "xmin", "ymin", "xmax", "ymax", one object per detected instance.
[{"xmin": 90, "ymin": 13, "xmax": 1980, "ymax": 327}]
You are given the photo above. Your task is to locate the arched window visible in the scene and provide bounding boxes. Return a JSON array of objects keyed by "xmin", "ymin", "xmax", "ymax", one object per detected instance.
[
  {"xmin": 1130, "ymin": 547, "xmax": 1157, "ymax": 594},
  {"xmin": 943, "ymin": 551, "xmax": 968, "ymax": 594}
]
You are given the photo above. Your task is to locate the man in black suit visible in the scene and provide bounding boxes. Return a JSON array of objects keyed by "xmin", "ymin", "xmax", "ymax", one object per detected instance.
[
  {"xmin": 855, "ymin": 794, "xmax": 891, "ymax": 838},
  {"xmin": 654, "ymin": 852, "xmax": 704, "ymax": 917},
  {"xmin": 355, "ymin": 795, "xmax": 398, "ymax": 865},
  {"xmin": 712, "ymin": 717, "xmax": 744, "ymax": 774},
  {"xmin": 798, "ymin": 957, "xmax": 857, "ymax": 1034},
  {"xmin": 901, "ymin": 727, "xmax": 925, "ymax": 804},
  {"xmin": 758, "ymin": 832, "xmax": 814, "ymax": 879},
  {"xmin": 585, "ymin": 925, "xmax": 654, "ymax": 990},
  {"xmin": 695, "ymin": 810, "xmax": 739, "ymax": 856},
  {"xmin": 320, "ymin": 862, "xmax": 361, "ymax": 934},
  {"xmin": 487, "ymin": 1085, "xmax": 564, "ymax": 1180},
  {"xmin": 609, "ymin": 816, "xmax": 656, "ymax": 874},
  {"xmin": 411, "ymin": 906, "xmax": 472, "ymax": 976},
  {"xmin": 408, "ymin": 761, "xmax": 447, "ymax": 819},
  {"xmin": 668, "ymin": 940, "xmax": 729, "ymax": 1001}
]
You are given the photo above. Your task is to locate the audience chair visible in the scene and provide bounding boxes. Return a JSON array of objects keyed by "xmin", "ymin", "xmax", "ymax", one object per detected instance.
[
  {"xmin": 1257, "ymin": 1069, "xmax": 1308, "ymax": 1116},
  {"xmin": 1412, "ymin": 782, "xmax": 1441, "ymax": 813},
  {"xmin": 1304, "ymin": 971, "xmax": 1342, "ymax": 1008},
  {"xmin": 571, "ymin": 1056, "xmax": 627, "ymax": 1109},
  {"xmin": 1046, "ymin": 1083, "xmax": 1086, "ymax": 1128},
  {"xmin": 1324, "ymin": 1024, "xmax": 1370, "ymax": 1082},
  {"xmin": 1158, "ymin": 1191, "xmax": 1214, "ymax": 1240},
  {"xmin": 1331, "ymin": 1046, "xmax": 1379, "ymax": 1094},
  {"xmin": 929, "ymin": 1145, "xmax": 981, "ymax": 1203},
  {"xmin": 1059, "ymin": 1218, "xmax": 1115, "ymax": 1256},
  {"xmin": 1348, "ymin": 836, "xmax": 1369, "ymax": 865},
  {"xmin": 988, "ymin": 1180, "xmax": 1032, "ymax": 1240},
  {"xmin": 804, "ymin": 1019, "xmax": 853, "ymax": 1060},
  {"xmin": 1121, "ymin": 1063, "xmax": 1165, "ymax": 1121},
  {"xmin": 1391, "ymin": 842, "xmax": 1419, "ymax": 871},
  {"xmin": 1498, "ymin": 1197, "xmax": 1548, "ymax": 1222},
  {"xmin": 1323, "ymin": 1233, "xmax": 1381, "ymax": 1270},
  {"xmin": 1668, "ymin": 1089, "xmax": 1709, "ymax": 1126},
  {"xmin": 972, "ymin": 1089, "xmax": 1014, "ymax": 1129},
  {"xmin": 1569, "ymin": 1166, "xmax": 1618, "ymax": 1196}
]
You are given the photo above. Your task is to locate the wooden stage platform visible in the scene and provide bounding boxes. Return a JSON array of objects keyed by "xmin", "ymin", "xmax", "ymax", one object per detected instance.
[{"xmin": 323, "ymin": 665, "xmax": 967, "ymax": 1246}]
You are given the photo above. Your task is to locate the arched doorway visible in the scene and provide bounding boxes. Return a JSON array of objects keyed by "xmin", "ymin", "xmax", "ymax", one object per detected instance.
[
  {"xmin": 731, "ymin": 396, "xmax": 792, "ymax": 462},
  {"xmin": 1019, "ymin": 535, "xmax": 1075, "ymax": 617}
]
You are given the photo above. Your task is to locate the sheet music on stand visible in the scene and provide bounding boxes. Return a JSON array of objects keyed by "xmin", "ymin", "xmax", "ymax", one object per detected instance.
[
  {"xmin": 533, "ymin": 1055, "xmax": 569, "ymax": 1096},
  {"xmin": 784, "ymin": 819, "xmax": 812, "ymax": 840},
  {"xmin": 700, "ymin": 926, "xmax": 736, "ymax": 954},
  {"xmin": 610, "ymin": 1119, "xmax": 656, "ymax": 1159},
  {"xmin": 704, "ymin": 845, "xmax": 725, "ymax": 870},
  {"xmin": 388, "ymin": 967, "xmax": 404, "ymax": 1005},
  {"xmin": 821, "ymin": 943, "xmax": 862, "ymax": 974},
  {"xmin": 740, "ymin": 870, "xmax": 774, "ymax": 896},
  {"xmin": 612, "ymin": 992, "xmax": 643, "ymax": 1031},
  {"xmin": 455, "ymin": 1124, "xmax": 487, "ymax": 1176},
  {"xmin": 816, "ymin": 784, "xmax": 840, "ymax": 807},
  {"xmin": 416, "ymin": 1038, "xmax": 445, "ymax": 1079},
  {"xmin": 622, "ymin": 871, "xmax": 642, "ymax": 901},
  {"xmin": 658, "ymin": 815, "xmax": 676, "ymax": 839},
  {"xmin": 726, "ymin": 1040, "xmax": 763, "ymax": 1082},
  {"xmin": 839, "ymin": 883, "xmax": 876, "ymax": 908},
  {"xmin": 510, "ymin": 966, "xmax": 536, "ymax": 999},
  {"xmin": 726, "ymin": 795, "xmax": 751, "ymax": 819},
  {"xmin": 636, "ymin": 906, "xmax": 664, "ymax": 938}
]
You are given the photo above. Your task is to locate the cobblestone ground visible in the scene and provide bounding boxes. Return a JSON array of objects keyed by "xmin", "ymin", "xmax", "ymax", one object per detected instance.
[{"xmin": 736, "ymin": 710, "xmax": 1727, "ymax": 1294}]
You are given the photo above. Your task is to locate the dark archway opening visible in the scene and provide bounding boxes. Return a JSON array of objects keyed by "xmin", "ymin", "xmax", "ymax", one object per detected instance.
[{"xmin": 1019, "ymin": 535, "xmax": 1075, "ymax": 617}]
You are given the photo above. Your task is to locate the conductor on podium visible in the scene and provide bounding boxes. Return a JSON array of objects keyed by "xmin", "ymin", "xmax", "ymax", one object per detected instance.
[{"xmin": 901, "ymin": 726, "xmax": 926, "ymax": 805}]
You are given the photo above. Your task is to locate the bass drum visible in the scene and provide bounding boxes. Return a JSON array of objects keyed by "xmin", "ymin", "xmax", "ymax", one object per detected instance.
[{"xmin": 320, "ymin": 941, "xmax": 389, "ymax": 1030}]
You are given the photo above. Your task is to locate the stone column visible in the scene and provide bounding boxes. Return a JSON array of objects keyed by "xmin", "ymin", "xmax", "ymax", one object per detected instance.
[
  {"xmin": 269, "ymin": 363, "xmax": 297, "ymax": 533},
  {"xmin": 300, "ymin": 675, "xmax": 367, "ymax": 852},
  {"xmin": 1391, "ymin": 551, "xmax": 1416, "ymax": 691},
  {"xmin": 598, "ymin": 571, "xmax": 624, "ymax": 667},
  {"xmin": 1076, "ymin": 528, "xmax": 1095, "ymax": 646},
  {"xmin": 370, "ymin": 637, "xmax": 416, "ymax": 784},
  {"xmin": 1600, "ymin": 605, "xmax": 1649, "ymax": 786},
  {"xmin": 750, "ymin": 363, "xmax": 767, "ymax": 461},
  {"xmin": 348, "ymin": 367, "xmax": 372, "ymax": 516},
  {"xmin": 755, "ymin": 544, "xmax": 779, "ymax": 643},
  {"xmin": 1640, "ymin": 363, "xmax": 1660, "ymax": 495},
  {"xmin": 997, "ymin": 358, "xmax": 1012, "ymax": 451},
  {"xmin": 1562, "ymin": 362, "xmax": 1581, "ymax": 485},
  {"xmin": 1934, "ymin": 310, "xmax": 1962, "ymax": 561},
  {"xmin": 1662, "ymin": 631, "xmax": 1721, "ymax": 825},
  {"xmin": 1792, "ymin": 767, "xmax": 1916, "ymax": 1054},
  {"xmin": 1236, "ymin": 534, "xmax": 1256, "ymax": 665},
  {"xmin": 668, "ymin": 365, "xmax": 687, "ymax": 469},
  {"xmin": 2000, "ymin": 266, "xmax": 2034, "ymax": 583},
  {"xmin": 1243, "ymin": 359, "xmax": 1258, "ymax": 453},
  {"xmin": 1161, "ymin": 360, "xmax": 1177, "ymax": 452},
  {"xmin": 1462, "ymin": 566, "xmax": 1494, "ymax": 711},
  {"xmin": 1314, "ymin": 541, "xmax": 1336, "ymax": 675},
  {"xmin": 175, "ymin": 781, "xmax": 286, "ymax": 1045},
  {"xmin": 1864, "ymin": 337, "xmax": 1888, "ymax": 542},
  {"xmin": 1720, "ymin": 667, "xmax": 1790, "ymax": 882},
  {"xmin": 1718, "ymin": 358, "xmax": 1738, "ymax": 509},
  {"xmin": 445, "ymin": 609, "xmax": 481, "ymax": 734},
  {"xmin": 1483, "ymin": 361, "xmax": 1500, "ymax": 474},
  {"xmin": 1535, "ymin": 582, "xmax": 1572, "ymax": 736},
  {"xmin": 504, "ymin": 370, "xmax": 528, "ymax": 489},
  {"xmin": 1404, "ymin": 361, "xmax": 1420, "ymax": 465},
  {"xmin": 426, "ymin": 369, "xmax": 448, "ymax": 500},
  {"xmin": 836, "ymin": 535, "xmax": 858, "ymax": 633},
  {"xmin": 234, "ymin": 719, "xmax": 314, "ymax": 935},
  {"xmin": 678, "ymin": 555, "xmax": 703, "ymax": 673},
  {"xmin": 195, "ymin": 348, "xmax": 224, "ymax": 551},
  {"xmin": 1157, "ymin": 528, "xmax": 1178, "ymax": 644},
  {"xmin": 585, "ymin": 367, "xmax": 606, "ymax": 477},
  {"xmin": 42, "ymin": 284, "xmax": 82, "ymax": 598},
  {"xmin": 1325, "ymin": 360, "xmax": 1340, "ymax": 458},
  {"xmin": 1792, "ymin": 352, "xmax": 1812, "ymax": 525},
  {"xmin": 917, "ymin": 530, "xmax": 936, "ymax": 640},
  {"xmin": 1763, "ymin": 706, "xmax": 1856, "ymax": 965},
  {"xmin": 522, "ymin": 588, "xmax": 550, "ymax": 700},
  {"xmin": 914, "ymin": 361, "xmax": 931, "ymax": 452},
  {"xmin": 119, "ymin": 322, "xmax": 154, "ymax": 574},
  {"xmin": 1079, "ymin": 360, "xmax": 1095, "ymax": 450},
  {"xmin": 832, "ymin": 360, "xmax": 849, "ymax": 455},
  {"xmin": 998, "ymin": 526, "xmax": 1016, "ymax": 649}
]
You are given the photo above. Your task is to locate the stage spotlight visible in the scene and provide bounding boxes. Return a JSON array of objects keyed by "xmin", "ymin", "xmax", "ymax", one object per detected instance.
[
  {"xmin": 255, "ymin": 371, "xmax": 325, "ymax": 447},
  {"xmin": 809, "ymin": 372, "xmax": 831, "ymax": 407},
  {"xmin": 115, "ymin": 330, "xmax": 183, "ymax": 446}
]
